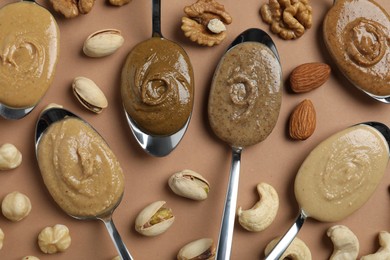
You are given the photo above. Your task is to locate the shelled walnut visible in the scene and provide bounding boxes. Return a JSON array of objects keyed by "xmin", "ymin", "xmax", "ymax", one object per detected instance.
[
  {"xmin": 50, "ymin": 0, "xmax": 96, "ymax": 18},
  {"xmin": 260, "ymin": 0, "xmax": 312, "ymax": 40},
  {"xmin": 181, "ymin": 0, "xmax": 232, "ymax": 46}
]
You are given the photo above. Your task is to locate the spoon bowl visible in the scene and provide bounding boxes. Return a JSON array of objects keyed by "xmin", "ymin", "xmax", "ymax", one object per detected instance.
[
  {"xmin": 208, "ymin": 28, "xmax": 282, "ymax": 259},
  {"xmin": 264, "ymin": 121, "xmax": 390, "ymax": 260},
  {"xmin": 35, "ymin": 108, "xmax": 133, "ymax": 260},
  {"xmin": 0, "ymin": 104, "xmax": 35, "ymax": 120},
  {"xmin": 121, "ymin": 0, "xmax": 194, "ymax": 157}
]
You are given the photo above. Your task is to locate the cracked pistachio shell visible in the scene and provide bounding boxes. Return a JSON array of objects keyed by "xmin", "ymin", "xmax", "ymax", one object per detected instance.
[
  {"xmin": 177, "ymin": 238, "xmax": 216, "ymax": 260},
  {"xmin": 135, "ymin": 201, "xmax": 174, "ymax": 236},
  {"xmin": 72, "ymin": 76, "xmax": 108, "ymax": 113},
  {"xmin": 168, "ymin": 170, "xmax": 210, "ymax": 200},
  {"xmin": 83, "ymin": 29, "xmax": 124, "ymax": 58}
]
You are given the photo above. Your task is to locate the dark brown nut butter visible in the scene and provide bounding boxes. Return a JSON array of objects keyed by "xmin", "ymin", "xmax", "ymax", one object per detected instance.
[{"xmin": 121, "ymin": 37, "xmax": 194, "ymax": 136}]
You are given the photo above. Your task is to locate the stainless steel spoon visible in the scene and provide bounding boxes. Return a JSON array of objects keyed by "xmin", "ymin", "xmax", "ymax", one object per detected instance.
[
  {"xmin": 264, "ymin": 121, "xmax": 390, "ymax": 260},
  {"xmin": 211, "ymin": 28, "xmax": 281, "ymax": 260},
  {"xmin": 0, "ymin": 0, "xmax": 58, "ymax": 120},
  {"xmin": 121, "ymin": 0, "xmax": 193, "ymax": 157},
  {"xmin": 35, "ymin": 108, "xmax": 134, "ymax": 260}
]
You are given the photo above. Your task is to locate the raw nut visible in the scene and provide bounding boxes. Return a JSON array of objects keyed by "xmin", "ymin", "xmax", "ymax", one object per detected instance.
[
  {"xmin": 1, "ymin": 191, "xmax": 31, "ymax": 222},
  {"xmin": 327, "ymin": 225, "xmax": 359, "ymax": 260},
  {"xmin": 72, "ymin": 76, "xmax": 108, "ymax": 113},
  {"xmin": 361, "ymin": 231, "xmax": 390, "ymax": 260},
  {"xmin": 168, "ymin": 169, "xmax": 210, "ymax": 201},
  {"xmin": 0, "ymin": 143, "xmax": 22, "ymax": 170},
  {"xmin": 38, "ymin": 224, "xmax": 71, "ymax": 254},
  {"xmin": 0, "ymin": 227, "xmax": 4, "ymax": 250},
  {"xmin": 135, "ymin": 201, "xmax": 175, "ymax": 236},
  {"xmin": 207, "ymin": 18, "xmax": 226, "ymax": 34},
  {"xmin": 290, "ymin": 62, "xmax": 331, "ymax": 93},
  {"xmin": 237, "ymin": 182, "xmax": 279, "ymax": 232},
  {"xmin": 83, "ymin": 29, "xmax": 124, "ymax": 58},
  {"xmin": 50, "ymin": 0, "xmax": 79, "ymax": 18},
  {"xmin": 109, "ymin": 0, "xmax": 131, "ymax": 6},
  {"xmin": 22, "ymin": 257, "xmax": 40, "ymax": 260},
  {"xmin": 264, "ymin": 236, "xmax": 312, "ymax": 259},
  {"xmin": 177, "ymin": 238, "xmax": 216, "ymax": 260},
  {"xmin": 289, "ymin": 99, "xmax": 316, "ymax": 140}
]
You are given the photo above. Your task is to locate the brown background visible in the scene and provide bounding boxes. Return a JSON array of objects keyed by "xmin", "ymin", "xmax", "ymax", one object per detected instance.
[{"xmin": 0, "ymin": 0, "xmax": 389, "ymax": 259}]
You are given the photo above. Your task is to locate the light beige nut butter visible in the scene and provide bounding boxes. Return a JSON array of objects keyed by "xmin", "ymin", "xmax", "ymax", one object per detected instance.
[
  {"xmin": 208, "ymin": 42, "xmax": 282, "ymax": 148},
  {"xmin": 121, "ymin": 37, "xmax": 194, "ymax": 136},
  {"xmin": 37, "ymin": 118, "xmax": 124, "ymax": 217},
  {"xmin": 295, "ymin": 124, "xmax": 389, "ymax": 222},
  {"xmin": 0, "ymin": 1, "xmax": 59, "ymax": 108},
  {"xmin": 323, "ymin": 0, "xmax": 390, "ymax": 96}
]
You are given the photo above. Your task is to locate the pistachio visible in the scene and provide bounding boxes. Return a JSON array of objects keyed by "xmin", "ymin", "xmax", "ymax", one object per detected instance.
[
  {"xmin": 135, "ymin": 201, "xmax": 174, "ymax": 236},
  {"xmin": 168, "ymin": 169, "xmax": 210, "ymax": 201},
  {"xmin": 177, "ymin": 238, "xmax": 216, "ymax": 260},
  {"xmin": 83, "ymin": 29, "xmax": 124, "ymax": 58},
  {"xmin": 72, "ymin": 76, "xmax": 108, "ymax": 113}
]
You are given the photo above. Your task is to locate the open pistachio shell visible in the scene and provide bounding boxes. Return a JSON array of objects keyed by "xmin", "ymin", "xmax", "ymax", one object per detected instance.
[
  {"xmin": 177, "ymin": 238, "xmax": 216, "ymax": 260},
  {"xmin": 168, "ymin": 169, "xmax": 210, "ymax": 200},
  {"xmin": 135, "ymin": 201, "xmax": 175, "ymax": 236},
  {"xmin": 83, "ymin": 29, "xmax": 124, "ymax": 58},
  {"xmin": 72, "ymin": 76, "xmax": 108, "ymax": 113}
]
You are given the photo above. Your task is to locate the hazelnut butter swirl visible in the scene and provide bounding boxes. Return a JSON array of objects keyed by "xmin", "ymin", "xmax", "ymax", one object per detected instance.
[
  {"xmin": 0, "ymin": 2, "xmax": 59, "ymax": 108},
  {"xmin": 121, "ymin": 37, "xmax": 194, "ymax": 136},
  {"xmin": 323, "ymin": 0, "xmax": 390, "ymax": 96},
  {"xmin": 37, "ymin": 118, "xmax": 124, "ymax": 218}
]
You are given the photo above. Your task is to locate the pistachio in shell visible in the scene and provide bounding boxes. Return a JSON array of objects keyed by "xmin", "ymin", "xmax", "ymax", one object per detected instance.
[{"xmin": 72, "ymin": 76, "xmax": 108, "ymax": 113}]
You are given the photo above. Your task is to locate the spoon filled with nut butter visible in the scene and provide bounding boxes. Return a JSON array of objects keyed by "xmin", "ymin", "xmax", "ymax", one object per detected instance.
[
  {"xmin": 120, "ymin": 0, "xmax": 194, "ymax": 157},
  {"xmin": 264, "ymin": 122, "xmax": 390, "ymax": 260},
  {"xmin": 0, "ymin": 0, "xmax": 59, "ymax": 119},
  {"xmin": 35, "ymin": 107, "xmax": 133, "ymax": 260},
  {"xmin": 324, "ymin": 0, "xmax": 390, "ymax": 103},
  {"xmin": 208, "ymin": 28, "xmax": 282, "ymax": 259}
]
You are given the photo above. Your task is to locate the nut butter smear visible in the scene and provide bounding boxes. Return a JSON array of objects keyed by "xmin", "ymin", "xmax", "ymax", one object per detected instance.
[
  {"xmin": 121, "ymin": 37, "xmax": 194, "ymax": 136},
  {"xmin": 0, "ymin": 1, "xmax": 59, "ymax": 108},
  {"xmin": 37, "ymin": 118, "xmax": 124, "ymax": 217},
  {"xmin": 323, "ymin": 0, "xmax": 390, "ymax": 96}
]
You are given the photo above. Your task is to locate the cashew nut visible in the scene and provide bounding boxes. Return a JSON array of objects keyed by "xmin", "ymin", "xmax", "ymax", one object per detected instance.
[
  {"xmin": 327, "ymin": 225, "xmax": 359, "ymax": 260},
  {"xmin": 0, "ymin": 143, "xmax": 22, "ymax": 170},
  {"xmin": 0, "ymin": 227, "xmax": 4, "ymax": 250},
  {"xmin": 264, "ymin": 236, "xmax": 312, "ymax": 260},
  {"xmin": 361, "ymin": 231, "xmax": 390, "ymax": 260},
  {"xmin": 1, "ymin": 191, "xmax": 31, "ymax": 222},
  {"xmin": 237, "ymin": 182, "xmax": 279, "ymax": 232}
]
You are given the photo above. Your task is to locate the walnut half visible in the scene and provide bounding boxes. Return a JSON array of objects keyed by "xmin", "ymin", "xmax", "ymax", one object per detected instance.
[
  {"xmin": 260, "ymin": 0, "xmax": 312, "ymax": 40},
  {"xmin": 50, "ymin": 0, "xmax": 96, "ymax": 18},
  {"xmin": 181, "ymin": 0, "xmax": 232, "ymax": 47}
]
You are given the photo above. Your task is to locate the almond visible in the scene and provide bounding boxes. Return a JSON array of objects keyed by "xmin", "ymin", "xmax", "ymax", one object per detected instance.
[
  {"xmin": 290, "ymin": 62, "xmax": 331, "ymax": 93},
  {"xmin": 289, "ymin": 99, "xmax": 316, "ymax": 140}
]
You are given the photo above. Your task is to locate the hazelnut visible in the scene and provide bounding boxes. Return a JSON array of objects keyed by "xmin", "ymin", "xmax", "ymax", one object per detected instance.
[
  {"xmin": 38, "ymin": 224, "xmax": 71, "ymax": 254},
  {"xmin": 1, "ymin": 191, "xmax": 31, "ymax": 222}
]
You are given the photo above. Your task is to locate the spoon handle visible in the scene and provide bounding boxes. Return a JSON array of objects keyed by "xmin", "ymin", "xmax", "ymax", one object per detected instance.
[
  {"xmin": 102, "ymin": 217, "xmax": 134, "ymax": 260},
  {"xmin": 152, "ymin": 0, "xmax": 162, "ymax": 38},
  {"xmin": 264, "ymin": 210, "xmax": 307, "ymax": 260},
  {"xmin": 216, "ymin": 147, "xmax": 242, "ymax": 260}
]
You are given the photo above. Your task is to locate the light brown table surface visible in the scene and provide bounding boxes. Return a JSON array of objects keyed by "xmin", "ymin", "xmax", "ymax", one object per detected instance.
[{"xmin": 0, "ymin": 0, "xmax": 389, "ymax": 259}]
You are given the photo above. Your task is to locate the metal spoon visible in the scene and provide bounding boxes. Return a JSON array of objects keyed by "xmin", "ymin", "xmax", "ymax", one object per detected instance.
[
  {"xmin": 121, "ymin": 0, "xmax": 193, "ymax": 157},
  {"xmin": 210, "ymin": 28, "xmax": 282, "ymax": 260},
  {"xmin": 35, "ymin": 108, "xmax": 134, "ymax": 260},
  {"xmin": 0, "ymin": 0, "xmax": 58, "ymax": 120},
  {"xmin": 264, "ymin": 121, "xmax": 390, "ymax": 260}
]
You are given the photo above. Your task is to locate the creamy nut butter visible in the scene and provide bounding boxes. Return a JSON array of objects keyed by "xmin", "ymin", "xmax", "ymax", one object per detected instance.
[
  {"xmin": 121, "ymin": 37, "xmax": 194, "ymax": 136},
  {"xmin": 208, "ymin": 42, "xmax": 282, "ymax": 148},
  {"xmin": 0, "ymin": 1, "xmax": 59, "ymax": 108},
  {"xmin": 323, "ymin": 0, "xmax": 390, "ymax": 96},
  {"xmin": 37, "ymin": 118, "xmax": 124, "ymax": 217},
  {"xmin": 295, "ymin": 124, "xmax": 389, "ymax": 222}
]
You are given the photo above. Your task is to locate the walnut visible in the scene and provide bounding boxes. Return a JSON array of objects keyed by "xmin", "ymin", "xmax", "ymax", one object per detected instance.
[
  {"xmin": 260, "ymin": 0, "xmax": 312, "ymax": 40},
  {"xmin": 181, "ymin": 0, "xmax": 232, "ymax": 47},
  {"xmin": 50, "ymin": 0, "xmax": 95, "ymax": 18}
]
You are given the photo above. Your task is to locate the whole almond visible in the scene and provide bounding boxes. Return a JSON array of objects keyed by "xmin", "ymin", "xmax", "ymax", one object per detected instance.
[
  {"xmin": 289, "ymin": 99, "xmax": 316, "ymax": 140},
  {"xmin": 290, "ymin": 62, "xmax": 331, "ymax": 93}
]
